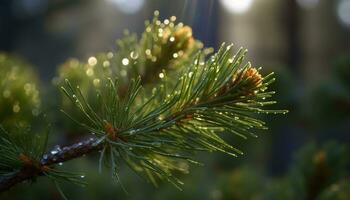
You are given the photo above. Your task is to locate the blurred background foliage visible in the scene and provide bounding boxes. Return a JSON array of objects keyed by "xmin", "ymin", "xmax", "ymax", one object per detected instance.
[{"xmin": 0, "ymin": 0, "xmax": 350, "ymax": 199}]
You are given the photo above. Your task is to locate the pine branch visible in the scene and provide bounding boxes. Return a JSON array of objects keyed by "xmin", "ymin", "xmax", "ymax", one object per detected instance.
[
  {"xmin": 0, "ymin": 46, "xmax": 286, "ymax": 194},
  {"xmin": 0, "ymin": 12, "xmax": 288, "ymax": 196},
  {"xmin": 55, "ymin": 43, "xmax": 288, "ymax": 189},
  {"xmin": 0, "ymin": 136, "xmax": 101, "ymax": 192}
]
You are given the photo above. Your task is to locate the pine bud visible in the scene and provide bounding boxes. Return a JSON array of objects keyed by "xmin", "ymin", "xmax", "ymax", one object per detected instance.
[
  {"xmin": 233, "ymin": 67, "xmax": 263, "ymax": 95},
  {"xmin": 174, "ymin": 26, "xmax": 195, "ymax": 52},
  {"xmin": 244, "ymin": 67, "xmax": 263, "ymax": 88},
  {"xmin": 104, "ymin": 122, "xmax": 127, "ymax": 142},
  {"xmin": 19, "ymin": 153, "xmax": 33, "ymax": 166},
  {"xmin": 233, "ymin": 67, "xmax": 263, "ymax": 88},
  {"xmin": 313, "ymin": 150, "xmax": 326, "ymax": 165},
  {"xmin": 215, "ymin": 66, "xmax": 264, "ymax": 98},
  {"xmin": 105, "ymin": 122, "xmax": 117, "ymax": 141}
]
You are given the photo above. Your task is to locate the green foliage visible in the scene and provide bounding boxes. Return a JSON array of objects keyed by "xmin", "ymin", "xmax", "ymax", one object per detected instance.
[
  {"xmin": 60, "ymin": 41, "xmax": 287, "ymax": 189},
  {"xmin": 0, "ymin": 123, "xmax": 86, "ymax": 199},
  {"xmin": 0, "ymin": 54, "xmax": 41, "ymax": 127},
  {"xmin": 318, "ymin": 180, "xmax": 350, "ymax": 200},
  {"xmin": 196, "ymin": 142, "xmax": 350, "ymax": 200},
  {"xmin": 261, "ymin": 142, "xmax": 350, "ymax": 200},
  {"xmin": 333, "ymin": 54, "xmax": 350, "ymax": 90},
  {"xmin": 53, "ymin": 12, "xmax": 206, "ymax": 133},
  {"xmin": 0, "ymin": 124, "xmax": 48, "ymax": 177},
  {"xmin": 218, "ymin": 166, "xmax": 264, "ymax": 200},
  {"xmin": 307, "ymin": 55, "xmax": 350, "ymax": 127},
  {"xmin": 288, "ymin": 142, "xmax": 350, "ymax": 199},
  {"xmin": 0, "ymin": 12, "xmax": 288, "ymax": 196}
]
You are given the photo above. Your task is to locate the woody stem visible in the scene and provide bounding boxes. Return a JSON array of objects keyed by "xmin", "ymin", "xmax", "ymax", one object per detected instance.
[{"xmin": 0, "ymin": 136, "xmax": 103, "ymax": 193}]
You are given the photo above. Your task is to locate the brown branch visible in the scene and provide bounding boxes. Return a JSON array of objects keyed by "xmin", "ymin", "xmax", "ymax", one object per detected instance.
[
  {"xmin": 0, "ymin": 112, "xmax": 177, "ymax": 193},
  {"xmin": 0, "ymin": 136, "xmax": 103, "ymax": 193}
]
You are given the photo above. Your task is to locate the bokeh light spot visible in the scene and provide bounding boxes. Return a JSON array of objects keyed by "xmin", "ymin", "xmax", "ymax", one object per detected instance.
[
  {"xmin": 219, "ymin": 0, "xmax": 254, "ymax": 14},
  {"xmin": 337, "ymin": 0, "xmax": 350, "ymax": 28},
  {"xmin": 296, "ymin": 0, "xmax": 319, "ymax": 9},
  {"xmin": 106, "ymin": 0, "xmax": 144, "ymax": 14}
]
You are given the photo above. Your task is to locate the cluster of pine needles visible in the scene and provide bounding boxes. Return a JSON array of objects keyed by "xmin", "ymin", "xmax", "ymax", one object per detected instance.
[{"xmin": 0, "ymin": 11, "xmax": 287, "ymax": 197}]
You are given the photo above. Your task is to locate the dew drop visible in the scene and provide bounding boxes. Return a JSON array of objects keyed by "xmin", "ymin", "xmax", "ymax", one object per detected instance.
[
  {"xmin": 173, "ymin": 53, "xmax": 178, "ymax": 58},
  {"xmin": 88, "ymin": 57, "xmax": 97, "ymax": 66},
  {"xmin": 152, "ymin": 88, "xmax": 157, "ymax": 94},
  {"xmin": 130, "ymin": 51, "xmax": 139, "ymax": 59},
  {"xmin": 122, "ymin": 58, "xmax": 129, "ymax": 66},
  {"xmin": 3, "ymin": 90, "xmax": 11, "ymax": 98},
  {"xmin": 12, "ymin": 103, "xmax": 20, "ymax": 113},
  {"xmin": 93, "ymin": 78, "xmax": 100, "ymax": 87},
  {"xmin": 86, "ymin": 68, "xmax": 94, "ymax": 76},
  {"xmin": 58, "ymin": 162, "xmax": 63, "ymax": 166},
  {"xmin": 169, "ymin": 36, "xmax": 175, "ymax": 42},
  {"xmin": 80, "ymin": 175, "xmax": 85, "ymax": 178},
  {"xmin": 107, "ymin": 52, "xmax": 114, "ymax": 59},
  {"xmin": 158, "ymin": 115, "xmax": 164, "ymax": 120},
  {"xmin": 154, "ymin": 10, "xmax": 159, "ymax": 16},
  {"xmin": 159, "ymin": 72, "xmax": 165, "ymax": 79},
  {"xmin": 51, "ymin": 150, "xmax": 58, "ymax": 155},
  {"xmin": 145, "ymin": 49, "xmax": 151, "ymax": 55},
  {"xmin": 103, "ymin": 60, "xmax": 110, "ymax": 67}
]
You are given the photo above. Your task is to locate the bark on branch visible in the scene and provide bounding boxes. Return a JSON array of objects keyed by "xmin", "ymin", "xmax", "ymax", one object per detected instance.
[{"xmin": 0, "ymin": 136, "xmax": 103, "ymax": 193}]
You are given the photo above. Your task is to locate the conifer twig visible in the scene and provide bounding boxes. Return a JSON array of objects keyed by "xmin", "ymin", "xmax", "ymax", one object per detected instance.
[
  {"xmin": 0, "ymin": 13, "xmax": 288, "ymax": 195},
  {"xmin": 0, "ymin": 136, "xmax": 102, "ymax": 192}
]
